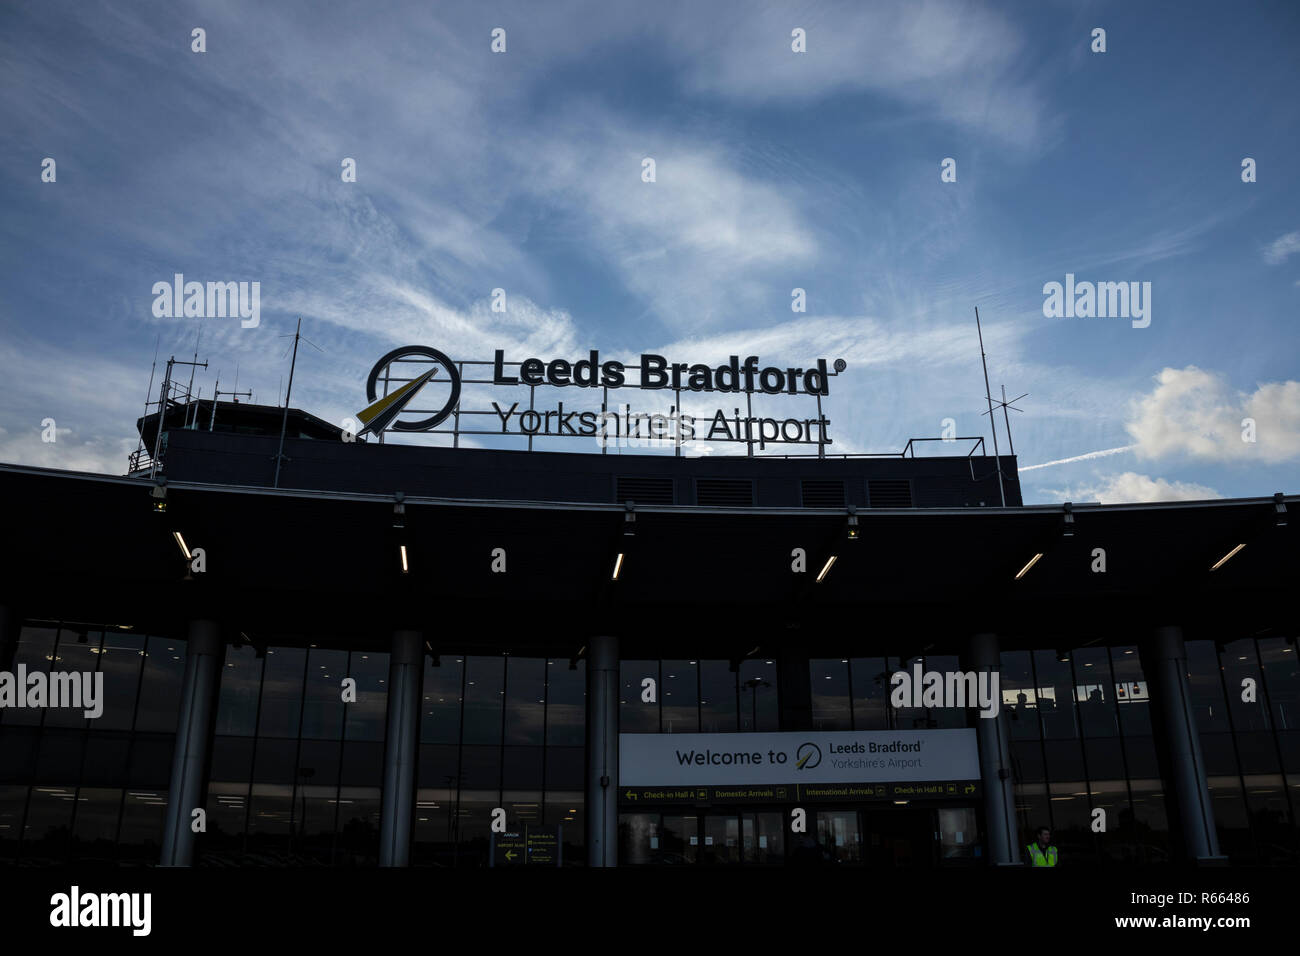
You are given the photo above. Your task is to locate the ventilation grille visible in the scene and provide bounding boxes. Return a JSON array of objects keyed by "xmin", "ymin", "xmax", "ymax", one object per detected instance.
[
  {"xmin": 616, "ymin": 476, "xmax": 675, "ymax": 505},
  {"xmin": 801, "ymin": 479, "xmax": 846, "ymax": 508},
  {"xmin": 696, "ymin": 478, "xmax": 754, "ymax": 507},
  {"xmin": 868, "ymin": 478, "xmax": 913, "ymax": 508}
]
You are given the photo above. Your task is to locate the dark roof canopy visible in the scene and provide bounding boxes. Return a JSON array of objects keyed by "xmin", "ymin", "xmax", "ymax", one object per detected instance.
[{"xmin": 1, "ymin": 462, "xmax": 1294, "ymax": 659}]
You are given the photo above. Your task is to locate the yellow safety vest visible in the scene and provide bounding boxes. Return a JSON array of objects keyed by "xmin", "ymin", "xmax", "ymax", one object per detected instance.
[{"xmin": 1027, "ymin": 843, "xmax": 1058, "ymax": 866}]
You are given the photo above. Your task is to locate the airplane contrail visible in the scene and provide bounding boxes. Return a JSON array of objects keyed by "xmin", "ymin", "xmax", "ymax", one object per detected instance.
[{"xmin": 1018, "ymin": 445, "xmax": 1136, "ymax": 472}]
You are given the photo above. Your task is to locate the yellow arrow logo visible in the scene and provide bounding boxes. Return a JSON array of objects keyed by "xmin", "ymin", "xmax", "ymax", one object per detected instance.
[{"xmin": 355, "ymin": 366, "xmax": 439, "ymax": 435}]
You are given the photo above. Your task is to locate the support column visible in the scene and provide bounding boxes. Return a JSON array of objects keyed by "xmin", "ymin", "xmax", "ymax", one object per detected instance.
[
  {"xmin": 160, "ymin": 618, "xmax": 223, "ymax": 866},
  {"xmin": 379, "ymin": 630, "xmax": 422, "ymax": 867},
  {"xmin": 969, "ymin": 632, "xmax": 1019, "ymax": 866},
  {"xmin": 1145, "ymin": 625, "xmax": 1223, "ymax": 863},
  {"xmin": 586, "ymin": 635, "xmax": 619, "ymax": 867}
]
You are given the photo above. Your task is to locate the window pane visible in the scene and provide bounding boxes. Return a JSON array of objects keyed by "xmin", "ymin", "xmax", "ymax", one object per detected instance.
[
  {"xmin": 739, "ymin": 659, "xmax": 778, "ymax": 732},
  {"xmin": 135, "ymin": 636, "xmax": 186, "ymax": 732},
  {"xmin": 344, "ymin": 651, "xmax": 388, "ymax": 742},
  {"xmin": 215, "ymin": 644, "xmax": 262, "ymax": 737},
  {"xmin": 1222, "ymin": 639, "xmax": 1268, "ymax": 731},
  {"xmin": 1001, "ymin": 650, "xmax": 1040, "ymax": 740},
  {"xmin": 1259, "ymin": 637, "xmax": 1299, "ymax": 731},
  {"xmin": 620, "ymin": 660, "xmax": 658, "ymax": 733},
  {"xmin": 700, "ymin": 661, "xmax": 736, "ymax": 733},
  {"xmin": 93, "ymin": 632, "xmax": 145, "ymax": 732},
  {"xmin": 810, "ymin": 659, "xmax": 850, "ymax": 731},
  {"xmin": 661, "ymin": 660, "xmax": 698, "ymax": 733},
  {"xmin": 1073, "ymin": 646, "xmax": 1118, "ymax": 738},
  {"xmin": 256, "ymin": 647, "xmax": 306, "ymax": 739},
  {"xmin": 421, "ymin": 656, "xmax": 463, "ymax": 745},
  {"xmin": 118, "ymin": 790, "xmax": 167, "ymax": 863},
  {"xmin": 926, "ymin": 654, "xmax": 967, "ymax": 728},
  {"xmin": 69, "ymin": 787, "xmax": 120, "ymax": 861},
  {"xmin": 546, "ymin": 658, "xmax": 585, "ymax": 746},
  {"xmin": 462, "ymin": 656, "xmax": 504, "ymax": 745},
  {"xmin": 504, "ymin": 658, "xmax": 546, "ymax": 745},
  {"xmin": 1033, "ymin": 650, "xmax": 1079, "ymax": 739},
  {"xmin": 44, "ymin": 628, "xmax": 102, "ymax": 729},
  {"xmin": 1185, "ymin": 640, "xmax": 1229, "ymax": 733},
  {"xmin": 301, "ymin": 649, "xmax": 347, "ymax": 739},
  {"xmin": 4, "ymin": 627, "xmax": 57, "ymax": 726}
]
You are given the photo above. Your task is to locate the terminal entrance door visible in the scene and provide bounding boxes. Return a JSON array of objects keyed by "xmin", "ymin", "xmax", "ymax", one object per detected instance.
[
  {"xmin": 620, "ymin": 805, "xmax": 976, "ymax": 865},
  {"xmin": 619, "ymin": 810, "xmax": 785, "ymax": 864},
  {"xmin": 859, "ymin": 808, "xmax": 934, "ymax": 867}
]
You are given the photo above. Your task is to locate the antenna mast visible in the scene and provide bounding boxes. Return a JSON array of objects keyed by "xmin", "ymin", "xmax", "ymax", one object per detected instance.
[{"xmin": 974, "ymin": 307, "xmax": 1006, "ymax": 507}]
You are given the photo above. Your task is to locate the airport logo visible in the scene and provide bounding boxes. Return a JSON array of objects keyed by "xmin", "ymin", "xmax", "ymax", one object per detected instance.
[
  {"xmin": 0, "ymin": 668, "xmax": 103, "ymax": 719},
  {"xmin": 151, "ymin": 274, "xmax": 260, "ymax": 328},
  {"xmin": 49, "ymin": 886, "xmax": 151, "ymax": 936},
  {"xmin": 795, "ymin": 742, "xmax": 822, "ymax": 770},
  {"xmin": 357, "ymin": 345, "xmax": 462, "ymax": 435}
]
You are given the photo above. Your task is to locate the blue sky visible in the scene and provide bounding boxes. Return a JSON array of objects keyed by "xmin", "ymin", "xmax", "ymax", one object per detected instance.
[{"xmin": 1, "ymin": 0, "xmax": 1297, "ymax": 503}]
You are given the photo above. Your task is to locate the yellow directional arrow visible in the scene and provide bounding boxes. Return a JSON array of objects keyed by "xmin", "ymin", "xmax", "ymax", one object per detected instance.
[
  {"xmin": 505, "ymin": 850, "xmax": 517, "ymax": 861},
  {"xmin": 355, "ymin": 366, "xmax": 439, "ymax": 435},
  {"xmin": 625, "ymin": 790, "xmax": 637, "ymax": 800}
]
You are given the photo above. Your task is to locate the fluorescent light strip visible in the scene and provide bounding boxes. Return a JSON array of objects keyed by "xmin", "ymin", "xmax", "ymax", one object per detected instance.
[
  {"xmin": 612, "ymin": 552, "xmax": 624, "ymax": 581},
  {"xmin": 1015, "ymin": 553, "xmax": 1043, "ymax": 580},
  {"xmin": 816, "ymin": 555, "xmax": 837, "ymax": 583},
  {"xmin": 400, "ymin": 544, "xmax": 409, "ymax": 573},
  {"xmin": 172, "ymin": 531, "xmax": 191, "ymax": 560},
  {"xmin": 1210, "ymin": 543, "xmax": 1246, "ymax": 571}
]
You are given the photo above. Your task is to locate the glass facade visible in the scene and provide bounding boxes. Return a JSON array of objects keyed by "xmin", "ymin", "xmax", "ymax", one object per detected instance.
[
  {"xmin": 198, "ymin": 643, "xmax": 389, "ymax": 866},
  {"xmin": 620, "ymin": 658, "xmax": 780, "ymax": 733},
  {"xmin": 412, "ymin": 654, "xmax": 587, "ymax": 866},
  {"xmin": 3, "ymin": 619, "xmax": 1297, "ymax": 867},
  {"xmin": 0, "ymin": 624, "xmax": 184, "ymax": 864},
  {"xmin": 1000, "ymin": 636, "xmax": 1300, "ymax": 865}
]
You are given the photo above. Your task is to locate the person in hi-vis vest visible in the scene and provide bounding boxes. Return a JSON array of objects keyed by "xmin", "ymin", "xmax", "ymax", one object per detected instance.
[{"xmin": 1025, "ymin": 826, "xmax": 1058, "ymax": 866}]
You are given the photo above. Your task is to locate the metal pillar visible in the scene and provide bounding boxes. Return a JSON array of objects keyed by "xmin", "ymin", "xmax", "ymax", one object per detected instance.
[
  {"xmin": 969, "ymin": 632, "xmax": 1020, "ymax": 865},
  {"xmin": 379, "ymin": 630, "xmax": 422, "ymax": 866},
  {"xmin": 586, "ymin": 635, "xmax": 619, "ymax": 867},
  {"xmin": 1146, "ymin": 625, "xmax": 1224, "ymax": 863},
  {"xmin": 160, "ymin": 618, "xmax": 223, "ymax": 866}
]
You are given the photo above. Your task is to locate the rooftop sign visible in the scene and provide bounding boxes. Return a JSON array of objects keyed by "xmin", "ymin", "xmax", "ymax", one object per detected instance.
[{"xmin": 355, "ymin": 345, "xmax": 846, "ymax": 456}]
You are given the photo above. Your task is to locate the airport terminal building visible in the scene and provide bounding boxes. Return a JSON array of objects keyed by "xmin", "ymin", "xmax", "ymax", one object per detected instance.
[{"xmin": 1, "ymin": 346, "xmax": 1297, "ymax": 868}]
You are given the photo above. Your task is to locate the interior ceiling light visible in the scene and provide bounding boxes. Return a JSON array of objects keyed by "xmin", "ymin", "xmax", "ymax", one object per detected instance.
[
  {"xmin": 612, "ymin": 552, "xmax": 624, "ymax": 581},
  {"xmin": 400, "ymin": 544, "xmax": 409, "ymax": 573},
  {"xmin": 1015, "ymin": 553, "xmax": 1043, "ymax": 579},
  {"xmin": 172, "ymin": 531, "xmax": 191, "ymax": 561},
  {"xmin": 1210, "ymin": 543, "xmax": 1246, "ymax": 571},
  {"xmin": 816, "ymin": 554, "xmax": 837, "ymax": 583}
]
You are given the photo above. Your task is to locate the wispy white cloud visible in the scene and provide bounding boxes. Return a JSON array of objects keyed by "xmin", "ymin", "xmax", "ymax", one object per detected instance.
[
  {"xmin": 1263, "ymin": 230, "xmax": 1300, "ymax": 265},
  {"xmin": 1042, "ymin": 472, "xmax": 1222, "ymax": 504}
]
